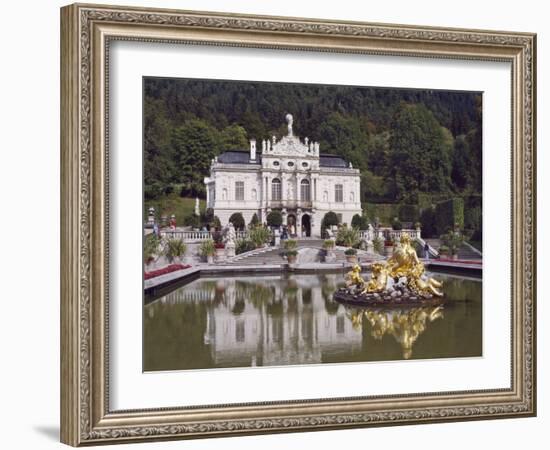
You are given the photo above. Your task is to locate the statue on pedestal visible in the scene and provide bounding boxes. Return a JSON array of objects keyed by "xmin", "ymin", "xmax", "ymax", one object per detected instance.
[
  {"xmin": 335, "ymin": 234, "xmax": 443, "ymax": 306},
  {"xmin": 224, "ymin": 222, "xmax": 236, "ymax": 258}
]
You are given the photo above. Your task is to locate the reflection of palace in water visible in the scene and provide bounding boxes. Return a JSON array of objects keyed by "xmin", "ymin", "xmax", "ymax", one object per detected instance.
[
  {"xmin": 151, "ymin": 274, "xmax": 448, "ymax": 365},
  {"xmin": 204, "ymin": 275, "xmax": 362, "ymax": 367},
  {"xmin": 158, "ymin": 275, "xmax": 362, "ymax": 367}
]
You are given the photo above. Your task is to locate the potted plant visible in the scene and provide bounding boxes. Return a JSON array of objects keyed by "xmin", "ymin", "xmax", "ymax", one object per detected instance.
[
  {"xmin": 143, "ymin": 233, "xmax": 160, "ymax": 268},
  {"xmin": 372, "ymin": 236, "xmax": 384, "ymax": 255},
  {"xmin": 322, "ymin": 239, "xmax": 336, "ymax": 262},
  {"xmin": 199, "ymin": 239, "xmax": 216, "ymax": 263},
  {"xmin": 286, "ymin": 249, "xmax": 298, "ymax": 264},
  {"xmin": 344, "ymin": 248, "xmax": 358, "ymax": 263},
  {"xmin": 214, "ymin": 241, "xmax": 225, "ymax": 260},
  {"xmin": 249, "ymin": 225, "xmax": 271, "ymax": 248},
  {"xmin": 438, "ymin": 245, "xmax": 450, "ymax": 258},
  {"xmin": 440, "ymin": 230, "xmax": 464, "ymax": 260},
  {"xmin": 283, "ymin": 239, "xmax": 298, "ymax": 263},
  {"xmin": 164, "ymin": 238, "xmax": 187, "ymax": 264}
]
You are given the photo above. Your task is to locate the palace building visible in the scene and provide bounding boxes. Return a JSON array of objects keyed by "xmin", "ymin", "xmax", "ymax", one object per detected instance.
[{"xmin": 204, "ymin": 114, "xmax": 362, "ymax": 237}]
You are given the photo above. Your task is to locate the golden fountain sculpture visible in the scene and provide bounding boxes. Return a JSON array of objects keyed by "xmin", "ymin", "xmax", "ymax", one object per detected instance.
[{"xmin": 338, "ymin": 234, "xmax": 443, "ymax": 305}]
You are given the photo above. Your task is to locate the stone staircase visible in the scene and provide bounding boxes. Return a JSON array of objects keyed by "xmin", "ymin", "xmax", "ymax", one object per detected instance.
[
  {"xmin": 424, "ymin": 239, "xmax": 482, "ymax": 260},
  {"xmin": 220, "ymin": 239, "xmax": 383, "ymax": 266}
]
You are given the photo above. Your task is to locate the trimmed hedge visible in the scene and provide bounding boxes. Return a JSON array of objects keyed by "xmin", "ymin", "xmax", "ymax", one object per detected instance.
[
  {"xmin": 435, "ymin": 198, "xmax": 464, "ymax": 234},
  {"xmin": 229, "ymin": 212, "xmax": 245, "ymax": 230},
  {"xmin": 398, "ymin": 204, "xmax": 419, "ymax": 223},
  {"xmin": 266, "ymin": 210, "xmax": 283, "ymax": 228}
]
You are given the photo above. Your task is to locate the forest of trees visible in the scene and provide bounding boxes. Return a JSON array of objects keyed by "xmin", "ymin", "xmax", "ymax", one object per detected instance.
[
  {"xmin": 144, "ymin": 77, "xmax": 481, "ymax": 203},
  {"xmin": 143, "ymin": 77, "xmax": 482, "ymax": 235}
]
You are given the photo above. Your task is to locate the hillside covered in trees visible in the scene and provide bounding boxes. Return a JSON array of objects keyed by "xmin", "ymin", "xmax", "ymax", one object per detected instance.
[{"xmin": 144, "ymin": 77, "xmax": 482, "ymax": 237}]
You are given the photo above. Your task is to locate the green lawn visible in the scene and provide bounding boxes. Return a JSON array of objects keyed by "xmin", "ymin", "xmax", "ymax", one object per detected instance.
[{"xmin": 145, "ymin": 194, "xmax": 206, "ymax": 225}]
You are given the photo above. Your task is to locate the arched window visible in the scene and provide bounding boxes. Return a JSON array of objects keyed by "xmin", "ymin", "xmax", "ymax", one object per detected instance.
[
  {"xmin": 300, "ymin": 179, "xmax": 311, "ymax": 202},
  {"xmin": 222, "ymin": 188, "xmax": 227, "ymax": 200},
  {"xmin": 323, "ymin": 191, "xmax": 328, "ymax": 202},
  {"xmin": 272, "ymin": 178, "xmax": 282, "ymax": 201},
  {"xmin": 252, "ymin": 189, "xmax": 257, "ymax": 201},
  {"xmin": 350, "ymin": 191, "xmax": 355, "ymax": 202}
]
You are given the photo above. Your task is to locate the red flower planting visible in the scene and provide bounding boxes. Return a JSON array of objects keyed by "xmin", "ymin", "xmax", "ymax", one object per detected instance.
[{"xmin": 144, "ymin": 264, "xmax": 191, "ymax": 280}]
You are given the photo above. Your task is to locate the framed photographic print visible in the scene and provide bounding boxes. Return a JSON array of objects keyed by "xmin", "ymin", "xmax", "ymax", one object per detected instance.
[{"xmin": 60, "ymin": 3, "xmax": 537, "ymax": 446}]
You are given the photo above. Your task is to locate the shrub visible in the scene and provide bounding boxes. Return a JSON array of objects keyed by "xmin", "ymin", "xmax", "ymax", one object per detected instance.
[
  {"xmin": 283, "ymin": 239, "xmax": 297, "ymax": 250},
  {"xmin": 435, "ymin": 198, "xmax": 464, "ymax": 234},
  {"xmin": 344, "ymin": 248, "xmax": 357, "ymax": 256},
  {"xmin": 229, "ymin": 212, "xmax": 245, "ymax": 230},
  {"xmin": 420, "ymin": 207, "xmax": 437, "ymax": 238},
  {"xmin": 212, "ymin": 216, "xmax": 221, "ymax": 229},
  {"xmin": 199, "ymin": 239, "xmax": 216, "ymax": 257},
  {"xmin": 440, "ymin": 230, "xmax": 464, "ymax": 255},
  {"xmin": 266, "ymin": 210, "xmax": 283, "ymax": 228},
  {"xmin": 249, "ymin": 225, "xmax": 271, "ymax": 248},
  {"xmin": 203, "ymin": 207, "xmax": 214, "ymax": 225},
  {"xmin": 286, "ymin": 250, "xmax": 298, "ymax": 257},
  {"xmin": 372, "ymin": 236, "xmax": 384, "ymax": 254},
  {"xmin": 336, "ymin": 226, "xmax": 360, "ymax": 248},
  {"xmin": 164, "ymin": 238, "xmax": 187, "ymax": 261},
  {"xmin": 249, "ymin": 213, "xmax": 260, "ymax": 228},
  {"xmin": 391, "ymin": 217, "xmax": 403, "ymax": 230},
  {"xmin": 211, "ymin": 229, "xmax": 223, "ymax": 244},
  {"xmin": 321, "ymin": 211, "xmax": 339, "ymax": 237},
  {"xmin": 398, "ymin": 204, "xmax": 419, "ymax": 223},
  {"xmin": 143, "ymin": 233, "xmax": 160, "ymax": 263},
  {"xmin": 183, "ymin": 214, "xmax": 200, "ymax": 228},
  {"xmin": 351, "ymin": 214, "xmax": 363, "ymax": 229},
  {"xmin": 439, "ymin": 245, "xmax": 450, "ymax": 255},
  {"xmin": 323, "ymin": 239, "xmax": 335, "ymax": 249},
  {"xmin": 236, "ymin": 239, "xmax": 256, "ymax": 255}
]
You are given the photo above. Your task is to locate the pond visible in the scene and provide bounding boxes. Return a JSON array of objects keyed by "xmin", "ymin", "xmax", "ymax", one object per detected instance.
[{"xmin": 143, "ymin": 272, "xmax": 482, "ymax": 371}]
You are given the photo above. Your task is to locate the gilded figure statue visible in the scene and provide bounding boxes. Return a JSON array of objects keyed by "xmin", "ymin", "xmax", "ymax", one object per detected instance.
[{"xmin": 337, "ymin": 233, "xmax": 443, "ymax": 305}]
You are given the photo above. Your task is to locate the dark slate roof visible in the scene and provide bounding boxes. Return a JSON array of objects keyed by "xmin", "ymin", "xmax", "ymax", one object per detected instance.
[
  {"xmin": 319, "ymin": 154, "xmax": 348, "ymax": 168},
  {"xmin": 217, "ymin": 150, "xmax": 261, "ymax": 164},
  {"xmin": 216, "ymin": 151, "xmax": 349, "ymax": 168}
]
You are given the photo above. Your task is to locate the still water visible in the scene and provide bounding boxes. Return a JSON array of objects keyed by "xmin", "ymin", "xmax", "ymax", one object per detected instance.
[{"xmin": 144, "ymin": 272, "xmax": 481, "ymax": 371}]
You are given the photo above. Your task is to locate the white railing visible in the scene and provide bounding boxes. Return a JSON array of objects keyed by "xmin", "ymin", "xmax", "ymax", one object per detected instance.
[
  {"xmin": 161, "ymin": 229, "xmax": 248, "ymax": 243},
  {"xmin": 358, "ymin": 228, "xmax": 421, "ymax": 242}
]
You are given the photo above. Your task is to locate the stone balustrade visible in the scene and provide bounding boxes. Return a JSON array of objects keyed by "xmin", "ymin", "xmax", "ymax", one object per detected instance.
[
  {"xmin": 159, "ymin": 227, "xmax": 419, "ymax": 244},
  {"xmin": 160, "ymin": 230, "xmax": 248, "ymax": 243},
  {"xmin": 359, "ymin": 228, "xmax": 421, "ymax": 242}
]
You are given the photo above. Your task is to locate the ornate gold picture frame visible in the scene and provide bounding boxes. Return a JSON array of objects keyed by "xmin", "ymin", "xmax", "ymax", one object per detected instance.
[{"xmin": 60, "ymin": 3, "xmax": 536, "ymax": 446}]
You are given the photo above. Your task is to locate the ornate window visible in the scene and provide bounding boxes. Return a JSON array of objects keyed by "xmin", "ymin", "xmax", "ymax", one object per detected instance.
[
  {"xmin": 252, "ymin": 189, "xmax": 257, "ymax": 201},
  {"xmin": 300, "ymin": 179, "xmax": 311, "ymax": 202},
  {"xmin": 272, "ymin": 178, "xmax": 282, "ymax": 201},
  {"xmin": 235, "ymin": 181, "xmax": 244, "ymax": 201},
  {"xmin": 335, "ymin": 184, "xmax": 343, "ymax": 203},
  {"xmin": 350, "ymin": 191, "xmax": 355, "ymax": 202},
  {"xmin": 222, "ymin": 188, "xmax": 227, "ymax": 200}
]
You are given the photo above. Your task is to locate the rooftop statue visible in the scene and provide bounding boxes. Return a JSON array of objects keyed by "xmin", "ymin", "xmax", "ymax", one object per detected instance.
[
  {"xmin": 335, "ymin": 234, "xmax": 443, "ymax": 306},
  {"xmin": 285, "ymin": 113, "xmax": 293, "ymax": 136}
]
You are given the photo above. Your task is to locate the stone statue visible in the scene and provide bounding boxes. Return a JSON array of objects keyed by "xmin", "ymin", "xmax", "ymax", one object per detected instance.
[
  {"xmin": 194, "ymin": 197, "xmax": 200, "ymax": 216},
  {"xmin": 224, "ymin": 222, "xmax": 236, "ymax": 258},
  {"xmin": 285, "ymin": 113, "xmax": 293, "ymax": 136}
]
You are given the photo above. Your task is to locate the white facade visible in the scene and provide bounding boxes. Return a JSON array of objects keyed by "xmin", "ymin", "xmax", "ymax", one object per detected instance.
[{"xmin": 204, "ymin": 115, "xmax": 362, "ymax": 237}]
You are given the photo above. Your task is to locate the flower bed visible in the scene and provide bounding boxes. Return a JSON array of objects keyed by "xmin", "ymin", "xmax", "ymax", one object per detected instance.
[{"xmin": 144, "ymin": 264, "xmax": 191, "ymax": 280}]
